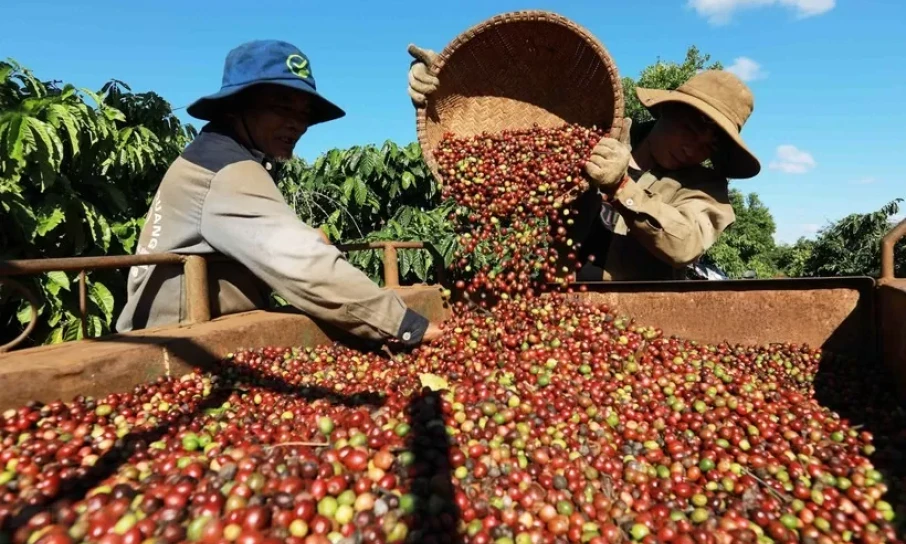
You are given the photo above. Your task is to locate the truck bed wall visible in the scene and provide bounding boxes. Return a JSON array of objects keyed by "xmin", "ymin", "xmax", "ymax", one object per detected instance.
[{"xmin": 574, "ymin": 278, "xmax": 874, "ymax": 357}]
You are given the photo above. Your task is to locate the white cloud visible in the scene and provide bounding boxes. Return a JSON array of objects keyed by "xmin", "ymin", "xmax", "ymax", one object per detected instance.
[
  {"xmin": 802, "ymin": 223, "xmax": 821, "ymax": 233},
  {"xmin": 854, "ymin": 177, "xmax": 876, "ymax": 185},
  {"xmin": 725, "ymin": 57, "xmax": 767, "ymax": 82},
  {"xmin": 769, "ymin": 145, "xmax": 816, "ymax": 174},
  {"xmin": 688, "ymin": 0, "xmax": 835, "ymax": 25}
]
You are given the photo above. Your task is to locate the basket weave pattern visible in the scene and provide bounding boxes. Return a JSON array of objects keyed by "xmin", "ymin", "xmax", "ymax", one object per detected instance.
[{"xmin": 416, "ymin": 10, "xmax": 624, "ymax": 184}]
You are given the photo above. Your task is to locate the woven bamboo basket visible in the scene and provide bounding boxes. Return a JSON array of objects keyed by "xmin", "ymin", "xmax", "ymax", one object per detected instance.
[{"xmin": 415, "ymin": 10, "xmax": 624, "ymax": 185}]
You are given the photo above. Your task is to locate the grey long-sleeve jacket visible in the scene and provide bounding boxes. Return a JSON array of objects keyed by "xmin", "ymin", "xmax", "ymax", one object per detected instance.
[{"xmin": 115, "ymin": 124, "xmax": 429, "ymax": 345}]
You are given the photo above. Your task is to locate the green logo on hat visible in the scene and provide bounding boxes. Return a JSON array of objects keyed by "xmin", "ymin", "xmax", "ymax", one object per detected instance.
[{"xmin": 286, "ymin": 54, "xmax": 311, "ymax": 79}]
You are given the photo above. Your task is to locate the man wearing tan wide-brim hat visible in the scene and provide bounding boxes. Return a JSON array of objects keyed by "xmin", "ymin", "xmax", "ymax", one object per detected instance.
[
  {"xmin": 407, "ymin": 43, "xmax": 760, "ymax": 280},
  {"xmin": 570, "ymin": 68, "xmax": 762, "ymax": 281}
]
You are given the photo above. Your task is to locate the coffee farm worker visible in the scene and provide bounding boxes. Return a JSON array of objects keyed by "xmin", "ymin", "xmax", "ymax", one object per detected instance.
[
  {"xmin": 407, "ymin": 46, "xmax": 760, "ymax": 281},
  {"xmin": 116, "ymin": 40, "xmax": 443, "ymax": 346}
]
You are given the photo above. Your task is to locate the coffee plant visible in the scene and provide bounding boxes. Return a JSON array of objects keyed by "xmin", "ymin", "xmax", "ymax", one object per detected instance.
[
  {"xmin": 275, "ymin": 141, "xmax": 461, "ymax": 288},
  {"xmin": 0, "ymin": 59, "xmax": 196, "ymax": 347}
]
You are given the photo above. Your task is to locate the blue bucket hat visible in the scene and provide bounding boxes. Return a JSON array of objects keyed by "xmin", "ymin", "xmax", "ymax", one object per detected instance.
[{"xmin": 186, "ymin": 40, "xmax": 345, "ymax": 126}]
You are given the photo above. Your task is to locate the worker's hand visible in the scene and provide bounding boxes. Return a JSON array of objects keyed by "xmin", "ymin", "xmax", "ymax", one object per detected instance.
[
  {"xmin": 421, "ymin": 322, "xmax": 444, "ymax": 343},
  {"xmin": 585, "ymin": 137, "xmax": 631, "ymax": 192},
  {"xmin": 609, "ymin": 117, "xmax": 633, "ymax": 148},
  {"xmin": 384, "ymin": 322, "xmax": 444, "ymax": 353},
  {"xmin": 407, "ymin": 44, "xmax": 439, "ymax": 108}
]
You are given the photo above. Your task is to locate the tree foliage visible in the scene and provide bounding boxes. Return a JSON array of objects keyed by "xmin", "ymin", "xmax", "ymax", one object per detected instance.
[
  {"xmin": 275, "ymin": 142, "xmax": 459, "ymax": 287},
  {"xmin": 773, "ymin": 238, "xmax": 814, "ymax": 279},
  {"xmin": 0, "ymin": 59, "xmax": 195, "ymax": 347},
  {"xmin": 703, "ymin": 190, "xmax": 783, "ymax": 278},
  {"xmin": 793, "ymin": 199, "xmax": 906, "ymax": 278},
  {"xmin": 622, "ymin": 46, "xmax": 723, "ymax": 125}
]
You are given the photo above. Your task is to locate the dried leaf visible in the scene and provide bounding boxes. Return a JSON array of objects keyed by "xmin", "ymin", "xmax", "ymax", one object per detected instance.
[{"xmin": 419, "ymin": 373, "xmax": 449, "ymax": 392}]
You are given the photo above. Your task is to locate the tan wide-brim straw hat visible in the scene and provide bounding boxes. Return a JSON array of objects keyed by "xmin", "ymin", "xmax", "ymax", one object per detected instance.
[{"xmin": 636, "ymin": 70, "xmax": 761, "ymax": 179}]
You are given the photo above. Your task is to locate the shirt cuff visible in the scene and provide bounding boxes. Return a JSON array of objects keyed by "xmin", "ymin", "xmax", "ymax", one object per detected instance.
[
  {"xmin": 613, "ymin": 178, "xmax": 646, "ymax": 214},
  {"xmin": 396, "ymin": 308, "xmax": 429, "ymax": 346}
]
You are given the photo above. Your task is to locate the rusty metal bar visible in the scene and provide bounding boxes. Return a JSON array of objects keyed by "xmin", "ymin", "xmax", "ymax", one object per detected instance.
[
  {"xmin": 336, "ymin": 241, "xmax": 427, "ymax": 251},
  {"xmin": 1, "ymin": 240, "xmax": 433, "ymax": 351},
  {"xmin": 337, "ymin": 241, "xmax": 447, "ymax": 287},
  {"xmin": 0, "ymin": 253, "xmax": 187, "ymax": 276},
  {"xmin": 79, "ymin": 270, "xmax": 88, "ymax": 338},
  {"xmin": 1, "ymin": 254, "xmax": 198, "ymax": 352},
  {"xmin": 184, "ymin": 256, "xmax": 211, "ymax": 324},
  {"xmin": 382, "ymin": 245, "xmax": 400, "ymax": 288},
  {"xmin": 880, "ymin": 218, "xmax": 906, "ymax": 282},
  {"xmin": 0, "ymin": 278, "xmax": 40, "ymax": 354}
]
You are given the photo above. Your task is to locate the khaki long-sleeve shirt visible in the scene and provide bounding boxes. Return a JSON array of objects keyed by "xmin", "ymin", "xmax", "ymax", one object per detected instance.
[
  {"xmin": 573, "ymin": 164, "xmax": 736, "ymax": 281},
  {"xmin": 116, "ymin": 124, "xmax": 429, "ymax": 345}
]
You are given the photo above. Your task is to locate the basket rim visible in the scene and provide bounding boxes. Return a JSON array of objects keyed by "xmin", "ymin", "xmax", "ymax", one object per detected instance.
[{"xmin": 414, "ymin": 9, "xmax": 626, "ymax": 185}]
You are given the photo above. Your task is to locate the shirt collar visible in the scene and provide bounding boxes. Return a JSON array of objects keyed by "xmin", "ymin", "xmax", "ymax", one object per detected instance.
[{"xmin": 202, "ymin": 122, "xmax": 279, "ymax": 180}]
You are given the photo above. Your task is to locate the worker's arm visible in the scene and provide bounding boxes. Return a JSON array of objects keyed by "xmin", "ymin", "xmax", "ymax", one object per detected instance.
[
  {"xmin": 610, "ymin": 172, "xmax": 735, "ymax": 267},
  {"xmin": 200, "ymin": 160, "xmax": 430, "ymax": 345}
]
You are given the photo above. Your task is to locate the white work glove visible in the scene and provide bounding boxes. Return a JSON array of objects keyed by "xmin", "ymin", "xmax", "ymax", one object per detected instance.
[
  {"xmin": 407, "ymin": 44, "xmax": 439, "ymax": 108},
  {"xmin": 584, "ymin": 137, "xmax": 631, "ymax": 192}
]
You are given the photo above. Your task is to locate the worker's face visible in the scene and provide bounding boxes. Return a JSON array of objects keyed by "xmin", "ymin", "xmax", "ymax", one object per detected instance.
[
  {"xmin": 648, "ymin": 103, "xmax": 720, "ymax": 171},
  {"xmin": 239, "ymin": 86, "xmax": 312, "ymax": 160}
]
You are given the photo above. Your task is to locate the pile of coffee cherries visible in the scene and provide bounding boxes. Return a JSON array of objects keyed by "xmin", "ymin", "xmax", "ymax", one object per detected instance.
[
  {"xmin": 1, "ymin": 121, "xmax": 903, "ymax": 543},
  {"xmin": 1, "ymin": 295, "xmax": 904, "ymax": 543}
]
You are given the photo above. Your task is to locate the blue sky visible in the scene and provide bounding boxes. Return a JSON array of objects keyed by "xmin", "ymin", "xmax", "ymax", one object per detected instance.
[{"xmin": 3, "ymin": 0, "xmax": 904, "ymax": 244}]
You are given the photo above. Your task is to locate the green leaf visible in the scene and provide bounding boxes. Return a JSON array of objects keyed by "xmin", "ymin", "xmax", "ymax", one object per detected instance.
[
  {"xmin": 401, "ymin": 171, "xmax": 415, "ymax": 190},
  {"xmin": 104, "ymin": 106, "xmax": 127, "ymax": 123},
  {"xmin": 27, "ymin": 116, "xmax": 62, "ymax": 166},
  {"xmin": 398, "ymin": 207, "xmax": 414, "ymax": 227},
  {"xmin": 63, "ymin": 318, "xmax": 82, "ymax": 342},
  {"xmin": 112, "ymin": 220, "xmax": 138, "ymax": 252},
  {"xmin": 44, "ymin": 278, "xmax": 61, "ymax": 297},
  {"xmin": 16, "ymin": 302, "xmax": 36, "ymax": 325},
  {"xmin": 413, "ymin": 250, "xmax": 428, "ymax": 281},
  {"xmin": 89, "ymin": 281, "xmax": 115, "ymax": 324},
  {"xmin": 3, "ymin": 113, "xmax": 26, "ymax": 163},
  {"xmin": 47, "ymin": 103, "xmax": 81, "ymax": 157},
  {"xmin": 47, "ymin": 270, "xmax": 71, "ymax": 291},
  {"xmin": 0, "ymin": 63, "xmax": 13, "ymax": 83},
  {"xmin": 419, "ymin": 373, "xmax": 449, "ymax": 392},
  {"xmin": 96, "ymin": 213, "xmax": 112, "ymax": 251},
  {"xmin": 35, "ymin": 206, "xmax": 65, "ymax": 236},
  {"xmin": 327, "ymin": 149, "xmax": 343, "ymax": 173},
  {"xmin": 359, "ymin": 151, "xmax": 378, "ymax": 178},
  {"xmin": 79, "ymin": 88, "xmax": 105, "ymax": 108},
  {"xmin": 48, "ymin": 325, "xmax": 64, "ymax": 345},
  {"xmin": 400, "ymin": 249, "xmax": 412, "ymax": 278},
  {"xmin": 47, "ymin": 308, "xmax": 62, "ymax": 327},
  {"xmin": 81, "ymin": 202, "xmax": 111, "ymax": 250},
  {"xmin": 354, "ymin": 177, "xmax": 368, "ymax": 207},
  {"xmin": 328, "ymin": 223, "xmax": 341, "ymax": 241},
  {"xmin": 342, "ymin": 176, "xmax": 355, "ymax": 202},
  {"xmin": 87, "ymin": 315, "xmax": 104, "ymax": 338},
  {"xmin": 327, "ymin": 208, "xmax": 341, "ymax": 226}
]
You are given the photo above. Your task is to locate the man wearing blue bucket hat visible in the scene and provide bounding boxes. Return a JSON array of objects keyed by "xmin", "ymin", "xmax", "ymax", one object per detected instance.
[{"xmin": 116, "ymin": 40, "xmax": 443, "ymax": 347}]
